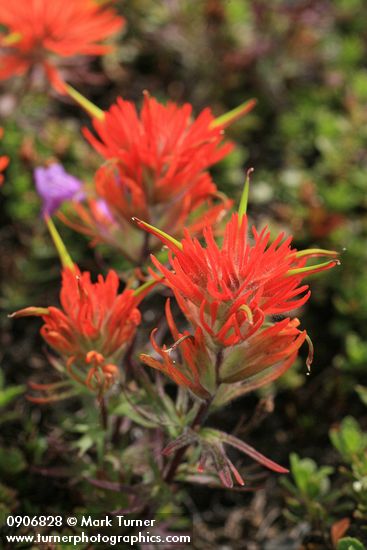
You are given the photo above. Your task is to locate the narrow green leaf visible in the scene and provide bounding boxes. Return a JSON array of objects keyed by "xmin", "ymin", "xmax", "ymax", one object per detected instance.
[
  {"xmin": 286, "ymin": 259, "xmax": 339, "ymax": 277},
  {"xmin": 337, "ymin": 537, "xmax": 366, "ymax": 550},
  {"xmin": 64, "ymin": 84, "xmax": 105, "ymax": 120},
  {"xmin": 211, "ymin": 98, "xmax": 257, "ymax": 129},
  {"xmin": 132, "ymin": 217, "xmax": 183, "ymax": 251},
  {"xmin": 45, "ymin": 215, "xmax": 74, "ymax": 269},
  {"xmin": 238, "ymin": 168, "xmax": 254, "ymax": 221},
  {"xmin": 0, "ymin": 386, "xmax": 25, "ymax": 408}
]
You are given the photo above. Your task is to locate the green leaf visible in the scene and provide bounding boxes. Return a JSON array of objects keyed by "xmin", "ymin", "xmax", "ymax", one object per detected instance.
[
  {"xmin": 0, "ymin": 385, "xmax": 25, "ymax": 408},
  {"xmin": 74, "ymin": 434, "xmax": 95, "ymax": 457},
  {"xmin": 356, "ymin": 385, "xmax": 367, "ymax": 407},
  {"xmin": 0, "ymin": 447, "xmax": 26, "ymax": 474},
  {"xmin": 337, "ymin": 537, "xmax": 366, "ymax": 550},
  {"xmin": 330, "ymin": 416, "xmax": 367, "ymax": 461},
  {"xmin": 289, "ymin": 453, "xmax": 333, "ymax": 499},
  {"xmin": 113, "ymin": 401, "xmax": 159, "ymax": 428}
]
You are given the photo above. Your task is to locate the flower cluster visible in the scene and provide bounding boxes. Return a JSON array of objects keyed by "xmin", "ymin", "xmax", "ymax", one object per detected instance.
[
  {"xmin": 137, "ymin": 212, "xmax": 338, "ymax": 400},
  {"xmin": 12, "ymin": 265, "xmax": 142, "ymax": 398},
  {"xmin": 63, "ymin": 93, "xmax": 254, "ymax": 262},
  {"xmin": 3, "ymin": 0, "xmax": 341, "ymax": 489},
  {"xmin": 0, "ymin": 0, "xmax": 124, "ymax": 91}
]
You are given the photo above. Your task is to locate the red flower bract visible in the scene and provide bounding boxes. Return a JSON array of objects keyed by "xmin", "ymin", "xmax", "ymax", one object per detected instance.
[
  {"xmin": 86, "ymin": 94, "xmax": 232, "ymax": 218},
  {"xmin": 0, "ymin": 0, "xmax": 124, "ymax": 91},
  {"xmin": 12, "ymin": 266, "xmax": 141, "ymax": 394},
  {"xmin": 66, "ymin": 93, "xmax": 235, "ymax": 260},
  {"xmin": 42, "ymin": 267, "xmax": 140, "ymax": 360},
  {"xmin": 137, "ymin": 213, "xmax": 338, "ymax": 398},
  {"xmin": 142, "ymin": 213, "xmax": 338, "ymax": 346},
  {"xmin": 84, "ymin": 93, "xmax": 233, "ymax": 196},
  {"xmin": 141, "ymin": 300, "xmax": 213, "ymax": 400},
  {"xmin": 140, "ymin": 300, "xmax": 307, "ymax": 399}
]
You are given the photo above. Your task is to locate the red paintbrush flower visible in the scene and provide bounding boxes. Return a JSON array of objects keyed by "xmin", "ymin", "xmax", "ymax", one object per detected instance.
[
  {"xmin": 0, "ymin": 0, "xmax": 124, "ymax": 92},
  {"xmin": 140, "ymin": 299, "xmax": 307, "ymax": 399},
  {"xmin": 136, "ymin": 188, "xmax": 339, "ymax": 486},
  {"xmin": 83, "ymin": 92, "xmax": 233, "ymax": 188},
  {"xmin": 141, "ymin": 295, "xmax": 307, "ymax": 486},
  {"xmin": 141, "ymin": 300, "xmax": 213, "ymax": 400},
  {"xmin": 63, "ymin": 160, "xmax": 231, "ymax": 263},
  {"xmin": 135, "ymin": 212, "xmax": 339, "ymax": 347},
  {"xmin": 11, "ymin": 265, "xmax": 142, "ymax": 397},
  {"xmin": 66, "ymin": 95, "xmax": 255, "ymax": 260}
]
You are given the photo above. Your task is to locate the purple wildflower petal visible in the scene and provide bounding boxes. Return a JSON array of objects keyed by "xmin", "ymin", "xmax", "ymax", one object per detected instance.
[{"xmin": 34, "ymin": 163, "xmax": 85, "ymax": 216}]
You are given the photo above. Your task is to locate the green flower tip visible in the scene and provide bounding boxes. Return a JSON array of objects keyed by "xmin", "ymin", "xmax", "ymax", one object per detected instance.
[
  {"xmin": 211, "ymin": 98, "xmax": 257, "ymax": 129},
  {"xmin": 131, "ymin": 217, "xmax": 183, "ymax": 251},
  {"xmin": 8, "ymin": 307, "xmax": 50, "ymax": 319},
  {"xmin": 238, "ymin": 167, "xmax": 254, "ymax": 221}
]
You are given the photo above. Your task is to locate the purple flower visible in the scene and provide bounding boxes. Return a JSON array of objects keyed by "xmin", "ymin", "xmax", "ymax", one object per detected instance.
[{"xmin": 34, "ymin": 163, "xmax": 85, "ymax": 216}]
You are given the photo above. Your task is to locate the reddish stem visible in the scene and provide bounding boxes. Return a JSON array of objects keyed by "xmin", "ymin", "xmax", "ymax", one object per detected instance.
[{"xmin": 163, "ymin": 398, "xmax": 212, "ymax": 483}]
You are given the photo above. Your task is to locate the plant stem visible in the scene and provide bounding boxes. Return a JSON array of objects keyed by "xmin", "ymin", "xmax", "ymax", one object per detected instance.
[
  {"xmin": 99, "ymin": 396, "xmax": 108, "ymax": 431},
  {"xmin": 164, "ymin": 350, "xmax": 224, "ymax": 483},
  {"xmin": 215, "ymin": 349, "xmax": 223, "ymax": 386},
  {"xmin": 111, "ymin": 416, "xmax": 121, "ymax": 444},
  {"xmin": 163, "ymin": 398, "xmax": 212, "ymax": 483}
]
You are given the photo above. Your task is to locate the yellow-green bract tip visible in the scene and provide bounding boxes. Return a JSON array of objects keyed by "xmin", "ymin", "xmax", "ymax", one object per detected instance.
[
  {"xmin": 286, "ymin": 259, "xmax": 340, "ymax": 277},
  {"xmin": 238, "ymin": 304, "xmax": 254, "ymax": 324},
  {"xmin": 238, "ymin": 168, "xmax": 254, "ymax": 221},
  {"xmin": 64, "ymin": 84, "xmax": 104, "ymax": 121},
  {"xmin": 8, "ymin": 306, "xmax": 50, "ymax": 319},
  {"xmin": 295, "ymin": 248, "xmax": 339, "ymax": 259},
  {"xmin": 45, "ymin": 215, "xmax": 74, "ymax": 269},
  {"xmin": 211, "ymin": 98, "xmax": 257, "ymax": 129},
  {"xmin": 132, "ymin": 218, "xmax": 183, "ymax": 251},
  {"xmin": 133, "ymin": 278, "xmax": 161, "ymax": 298},
  {"xmin": 2, "ymin": 32, "xmax": 22, "ymax": 46}
]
